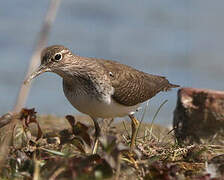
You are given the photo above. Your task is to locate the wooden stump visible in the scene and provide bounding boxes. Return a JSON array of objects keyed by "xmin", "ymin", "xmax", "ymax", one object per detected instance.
[{"xmin": 173, "ymin": 87, "xmax": 224, "ymax": 145}]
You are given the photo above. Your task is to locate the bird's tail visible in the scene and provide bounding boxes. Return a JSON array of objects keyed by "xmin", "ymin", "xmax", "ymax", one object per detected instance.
[{"xmin": 163, "ymin": 83, "xmax": 180, "ymax": 91}]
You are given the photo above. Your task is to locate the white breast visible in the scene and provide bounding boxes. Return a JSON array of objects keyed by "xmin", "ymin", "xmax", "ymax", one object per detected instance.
[{"xmin": 64, "ymin": 89, "xmax": 139, "ymax": 118}]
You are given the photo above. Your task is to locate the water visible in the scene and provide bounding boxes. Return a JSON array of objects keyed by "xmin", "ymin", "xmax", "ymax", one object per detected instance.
[{"xmin": 0, "ymin": 0, "xmax": 223, "ymax": 126}]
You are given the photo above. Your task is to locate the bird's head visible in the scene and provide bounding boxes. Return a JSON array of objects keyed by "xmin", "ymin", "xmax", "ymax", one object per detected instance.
[{"xmin": 24, "ymin": 45, "xmax": 74, "ymax": 84}]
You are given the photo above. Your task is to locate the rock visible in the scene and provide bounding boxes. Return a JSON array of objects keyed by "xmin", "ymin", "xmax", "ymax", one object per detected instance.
[{"xmin": 173, "ymin": 87, "xmax": 224, "ymax": 145}]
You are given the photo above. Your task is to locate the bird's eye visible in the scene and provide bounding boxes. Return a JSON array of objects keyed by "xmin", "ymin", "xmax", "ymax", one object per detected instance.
[
  {"xmin": 109, "ymin": 72, "xmax": 114, "ymax": 77},
  {"xmin": 54, "ymin": 53, "xmax": 62, "ymax": 61}
]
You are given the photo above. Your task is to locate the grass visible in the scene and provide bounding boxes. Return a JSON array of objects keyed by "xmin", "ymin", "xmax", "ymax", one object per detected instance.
[{"xmin": 0, "ymin": 107, "xmax": 223, "ymax": 180}]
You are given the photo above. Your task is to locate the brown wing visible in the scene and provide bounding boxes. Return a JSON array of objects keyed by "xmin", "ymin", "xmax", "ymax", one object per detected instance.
[{"xmin": 97, "ymin": 59, "xmax": 179, "ymax": 106}]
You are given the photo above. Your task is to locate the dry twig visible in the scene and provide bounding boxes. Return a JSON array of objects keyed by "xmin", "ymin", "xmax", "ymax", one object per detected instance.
[{"xmin": 13, "ymin": 0, "xmax": 61, "ymax": 113}]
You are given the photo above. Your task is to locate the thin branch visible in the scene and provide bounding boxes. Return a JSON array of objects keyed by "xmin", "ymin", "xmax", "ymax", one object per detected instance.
[
  {"xmin": 13, "ymin": 0, "xmax": 61, "ymax": 113},
  {"xmin": 0, "ymin": 0, "xmax": 61, "ymax": 172}
]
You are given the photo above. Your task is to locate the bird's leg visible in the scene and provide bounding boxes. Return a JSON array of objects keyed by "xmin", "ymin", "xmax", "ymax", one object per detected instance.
[
  {"xmin": 91, "ymin": 117, "xmax": 101, "ymax": 154},
  {"xmin": 129, "ymin": 114, "xmax": 140, "ymax": 150}
]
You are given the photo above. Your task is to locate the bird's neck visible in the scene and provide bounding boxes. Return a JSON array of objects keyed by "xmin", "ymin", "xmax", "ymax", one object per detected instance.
[
  {"xmin": 53, "ymin": 64, "xmax": 91, "ymax": 82},
  {"xmin": 53, "ymin": 58, "xmax": 114, "ymax": 99}
]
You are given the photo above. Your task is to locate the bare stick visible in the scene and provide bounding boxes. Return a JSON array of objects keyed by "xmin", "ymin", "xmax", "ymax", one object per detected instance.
[
  {"xmin": 13, "ymin": 0, "xmax": 61, "ymax": 113},
  {"xmin": 0, "ymin": 0, "xmax": 61, "ymax": 172}
]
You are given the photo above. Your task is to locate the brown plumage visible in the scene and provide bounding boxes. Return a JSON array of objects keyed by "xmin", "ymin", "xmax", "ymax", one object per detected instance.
[
  {"xmin": 25, "ymin": 45, "xmax": 179, "ymax": 152},
  {"xmin": 97, "ymin": 59, "xmax": 179, "ymax": 106}
]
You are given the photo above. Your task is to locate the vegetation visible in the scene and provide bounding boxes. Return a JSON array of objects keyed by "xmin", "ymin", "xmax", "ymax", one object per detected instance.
[{"xmin": 0, "ymin": 108, "xmax": 223, "ymax": 180}]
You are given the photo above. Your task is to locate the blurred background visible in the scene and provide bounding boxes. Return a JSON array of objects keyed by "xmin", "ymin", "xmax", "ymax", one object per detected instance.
[{"xmin": 0, "ymin": 0, "xmax": 223, "ymax": 126}]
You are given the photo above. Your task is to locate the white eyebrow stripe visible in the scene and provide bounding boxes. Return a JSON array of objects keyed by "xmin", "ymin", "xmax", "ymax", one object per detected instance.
[{"xmin": 61, "ymin": 49, "xmax": 69, "ymax": 54}]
